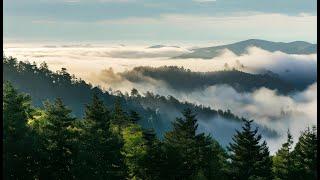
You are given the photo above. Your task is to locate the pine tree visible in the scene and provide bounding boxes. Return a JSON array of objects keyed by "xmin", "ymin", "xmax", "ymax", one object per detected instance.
[
  {"xmin": 141, "ymin": 129, "xmax": 166, "ymax": 180},
  {"xmin": 76, "ymin": 93, "xmax": 126, "ymax": 179},
  {"xmin": 111, "ymin": 97, "xmax": 129, "ymax": 128},
  {"xmin": 129, "ymin": 110, "xmax": 140, "ymax": 123},
  {"xmin": 163, "ymin": 108, "xmax": 199, "ymax": 179},
  {"xmin": 121, "ymin": 124, "xmax": 147, "ymax": 179},
  {"xmin": 39, "ymin": 98, "xmax": 77, "ymax": 179},
  {"xmin": 291, "ymin": 126, "xmax": 317, "ymax": 180},
  {"xmin": 3, "ymin": 81, "xmax": 36, "ymax": 179},
  {"xmin": 228, "ymin": 119, "xmax": 273, "ymax": 180},
  {"xmin": 272, "ymin": 130, "xmax": 294, "ymax": 180},
  {"xmin": 84, "ymin": 93, "xmax": 110, "ymax": 128},
  {"xmin": 201, "ymin": 137, "xmax": 229, "ymax": 180},
  {"xmin": 163, "ymin": 108, "xmax": 218, "ymax": 180}
]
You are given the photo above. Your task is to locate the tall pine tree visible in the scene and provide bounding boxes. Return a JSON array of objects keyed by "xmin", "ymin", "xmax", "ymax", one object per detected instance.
[
  {"xmin": 3, "ymin": 81, "xmax": 36, "ymax": 179},
  {"xmin": 228, "ymin": 119, "xmax": 273, "ymax": 180},
  {"xmin": 163, "ymin": 108, "xmax": 222, "ymax": 180},
  {"xmin": 75, "ymin": 93, "xmax": 126, "ymax": 179},
  {"xmin": 272, "ymin": 129, "xmax": 294, "ymax": 180},
  {"xmin": 38, "ymin": 98, "xmax": 77, "ymax": 179},
  {"xmin": 291, "ymin": 126, "xmax": 317, "ymax": 180}
]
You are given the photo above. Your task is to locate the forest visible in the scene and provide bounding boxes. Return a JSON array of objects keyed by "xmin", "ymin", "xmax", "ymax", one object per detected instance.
[
  {"xmin": 3, "ymin": 56, "xmax": 253, "ymax": 137},
  {"xmin": 3, "ymin": 56, "xmax": 317, "ymax": 180},
  {"xmin": 3, "ymin": 80, "xmax": 317, "ymax": 180},
  {"xmin": 120, "ymin": 66, "xmax": 297, "ymax": 94}
]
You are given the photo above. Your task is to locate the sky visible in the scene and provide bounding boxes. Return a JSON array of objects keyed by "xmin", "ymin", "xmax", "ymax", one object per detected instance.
[{"xmin": 3, "ymin": 0, "xmax": 317, "ymax": 44}]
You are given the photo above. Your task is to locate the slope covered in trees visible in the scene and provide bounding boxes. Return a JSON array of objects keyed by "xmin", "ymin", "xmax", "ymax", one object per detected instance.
[
  {"xmin": 3, "ymin": 56, "xmax": 246, "ymax": 136},
  {"xmin": 3, "ymin": 82, "xmax": 317, "ymax": 179},
  {"xmin": 120, "ymin": 66, "xmax": 296, "ymax": 94}
]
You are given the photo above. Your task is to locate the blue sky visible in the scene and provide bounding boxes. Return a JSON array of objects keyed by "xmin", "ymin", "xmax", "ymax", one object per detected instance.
[{"xmin": 4, "ymin": 0, "xmax": 317, "ymax": 43}]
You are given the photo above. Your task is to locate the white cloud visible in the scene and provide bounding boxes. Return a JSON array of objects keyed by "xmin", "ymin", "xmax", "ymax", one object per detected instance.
[
  {"xmin": 193, "ymin": 0, "xmax": 217, "ymax": 2},
  {"xmin": 98, "ymin": 12, "xmax": 316, "ymax": 31},
  {"xmin": 3, "ymin": 44, "xmax": 317, "ymax": 153},
  {"xmin": 62, "ymin": 0, "xmax": 137, "ymax": 3}
]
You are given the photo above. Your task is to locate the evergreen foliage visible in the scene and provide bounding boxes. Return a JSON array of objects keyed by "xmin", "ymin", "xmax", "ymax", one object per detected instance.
[
  {"xmin": 227, "ymin": 119, "xmax": 273, "ymax": 180},
  {"xmin": 2, "ymin": 56, "xmax": 318, "ymax": 180}
]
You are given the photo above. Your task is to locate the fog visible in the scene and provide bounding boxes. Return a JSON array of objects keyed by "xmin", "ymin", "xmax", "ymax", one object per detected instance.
[{"xmin": 4, "ymin": 43, "xmax": 317, "ymax": 153}]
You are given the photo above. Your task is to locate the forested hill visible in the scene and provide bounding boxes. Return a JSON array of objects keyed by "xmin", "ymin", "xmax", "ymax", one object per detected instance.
[
  {"xmin": 3, "ymin": 56, "xmax": 244, "ymax": 136},
  {"xmin": 174, "ymin": 39, "xmax": 317, "ymax": 59},
  {"xmin": 120, "ymin": 66, "xmax": 296, "ymax": 94}
]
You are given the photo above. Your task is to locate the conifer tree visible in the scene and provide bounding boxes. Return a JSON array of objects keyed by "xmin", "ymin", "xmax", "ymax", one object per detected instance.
[
  {"xmin": 39, "ymin": 98, "xmax": 77, "ymax": 179},
  {"xmin": 228, "ymin": 119, "xmax": 273, "ymax": 180},
  {"xmin": 141, "ymin": 129, "xmax": 166, "ymax": 180},
  {"xmin": 76, "ymin": 93, "xmax": 126, "ymax": 179},
  {"xmin": 201, "ymin": 137, "xmax": 229, "ymax": 180},
  {"xmin": 163, "ymin": 108, "xmax": 199, "ymax": 179},
  {"xmin": 3, "ymin": 81, "xmax": 36, "ymax": 179},
  {"xmin": 291, "ymin": 126, "xmax": 317, "ymax": 180},
  {"xmin": 121, "ymin": 124, "xmax": 147, "ymax": 179},
  {"xmin": 129, "ymin": 110, "xmax": 140, "ymax": 123},
  {"xmin": 163, "ymin": 108, "xmax": 219, "ymax": 180},
  {"xmin": 272, "ymin": 130, "xmax": 294, "ymax": 180},
  {"xmin": 111, "ymin": 97, "xmax": 129, "ymax": 128}
]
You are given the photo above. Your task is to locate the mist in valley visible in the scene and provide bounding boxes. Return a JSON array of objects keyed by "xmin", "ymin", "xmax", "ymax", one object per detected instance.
[{"xmin": 4, "ymin": 43, "xmax": 317, "ymax": 153}]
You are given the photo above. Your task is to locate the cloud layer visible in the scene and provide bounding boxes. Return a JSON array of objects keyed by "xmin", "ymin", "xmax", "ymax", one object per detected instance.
[{"xmin": 4, "ymin": 44, "xmax": 317, "ymax": 153}]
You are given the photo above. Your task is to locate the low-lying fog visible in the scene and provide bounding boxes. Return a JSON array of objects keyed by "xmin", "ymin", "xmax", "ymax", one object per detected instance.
[{"xmin": 4, "ymin": 43, "xmax": 317, "ymax": 153}]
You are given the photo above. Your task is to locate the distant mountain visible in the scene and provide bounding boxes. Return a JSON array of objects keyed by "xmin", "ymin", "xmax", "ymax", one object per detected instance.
[
  {"xmin": 120, "ymin": 66, "xmax": 296, "ymax": 94},
  {"xmin": 148, "ymin": 45, "xmax": 181, "ymax": 49},
  {"xmin": 174, "ymin": 39, "xmax": 317, "ymax": 59}
]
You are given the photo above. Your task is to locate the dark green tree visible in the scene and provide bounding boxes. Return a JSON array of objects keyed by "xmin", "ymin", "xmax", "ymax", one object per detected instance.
[
  {"xmin": 111, "ymin": 97, "xmax": 129, "ymax": 128},
  {"xmin": 163, "ymin": 108, "xmax": 199, "ymax": 179},
  {"xmin": 140, "ymin": 129, "xmax": 166, "ymax": 180},
  {"xmin": 228, "ymin": 119, "xmax": 273, "ymax": 180},
  {"xmin": 201, "ymin": 137, "xmax": 229, "ymax": 180},
  {"xmin": 272, "ymin": 130, "xmax": 294, "ymax": 180},
  {"xmin": 291, "ymin": 126, "xmax": 317, "ymax": 180},
  {"xmin": 75, "ymin": 93, "xmax": 126, "ymax": 179},
  {"xmin": 3, "ymin": 81, "xmax": 37, "ymax": 179},
  {"xmin": 163, "ymin": 108, "xmax": 223, "ymax": 180},
  {"xmin": 38, "ymin": 98, "xmax": 77, "ymax": 179},
  {"xmin": 130, "ymin": 88, "xmax": 140, "ymax": 97},
  {"xmin": 129, "ymin": 110, "xmax": 140, "ymax": 123}
]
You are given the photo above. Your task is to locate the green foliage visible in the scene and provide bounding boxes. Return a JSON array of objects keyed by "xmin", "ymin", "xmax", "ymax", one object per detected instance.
[
  {"xmin": 75, "ymin": 94, "xmax": 126, "ymax": 179},
  {"xmin": 37, "ymin": 98, "xmax": 78, "ymax": 179},
  {"xmin": 3, "ymin": 81, "xmax": 32, "ymax": 138},
  {"xmin": 121, "ymin": 124, "xmax": 147, "ymax": 179},
  {"xmin": 2, "ymin": 79, "xmax": 318, "ymax": 180},
  {"xmin": 111, "ymin": 97, "xmax": 130, "ymax": 128},
  {"xmin": 3, "ymin": 56, "xmax": 245, "ymax": 124},
  {"xmin": 163, "ymin": 109, "xmax": 228, "ymax": 180},
  {"xmin": 3, "ymin": 81, "xmax": 37, "ymax": 179},
  {"xmin": 272, "ymin": 130, "xmax": 294, "ymax": 180},
  {"xmin": 121, "ymin": 66, "xmax": 295, "ymax": 94},
  {"xmin": 291, "ymin": 127, "xmax": 317, "ymax": 180},
  {"xmin": 227, "ymin": 119, "xmax": 273, "ymax": 180}
]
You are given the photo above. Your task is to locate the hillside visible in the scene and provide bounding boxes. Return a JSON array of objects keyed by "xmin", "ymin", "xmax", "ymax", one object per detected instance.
[
  {"xmin": 3, "ymin": 56, "xmax": 248, "ymax": 137},
  {"xmin": 174, "ymin": 39, "xmax": 317, "ymax": 59},
  {"xmin": 120, "ymin": 66, "xmax": 296, "ymax": 94}
]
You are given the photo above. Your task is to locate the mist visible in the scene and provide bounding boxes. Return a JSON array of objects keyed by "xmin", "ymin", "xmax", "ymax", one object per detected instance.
[
  {"xmin": 3, "ymin": 43, "xmax": 317, "ymax": 153},
  {"xmin": 94, "ymin": 68, "xmax": 317, "ymax": 153}
]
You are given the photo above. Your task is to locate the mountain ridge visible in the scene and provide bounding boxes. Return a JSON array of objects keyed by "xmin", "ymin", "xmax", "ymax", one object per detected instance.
[{"xmin": 174, "ymin": 39, "xmax": 317, "ymax": 59}]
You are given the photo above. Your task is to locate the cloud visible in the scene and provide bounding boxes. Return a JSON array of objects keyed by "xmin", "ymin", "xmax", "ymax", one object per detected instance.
[
  {"xmin": 4, "ymin": 44, "xmax": 317, "ymax": 153},
  {"xmin": 96, "ymin": 13, "xmax": 316, "ymax": 40},
  {"xmin": 89, "ymin": 66, "xmax": 317, "ymax": 153},
  {"xmin": 192, "ymin": 0, "xmax": 216, "ymax": 2},
  {"xmin": 17, "ymin": 12, "xmax": 315, "ymax": 42},
  {"xmin": 60, "ymin": 0, "xmax": 138, "ymax": 3},
  {"xmin": 31, "ymin": 20, "xmax": 57, "ymax": 24}
]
